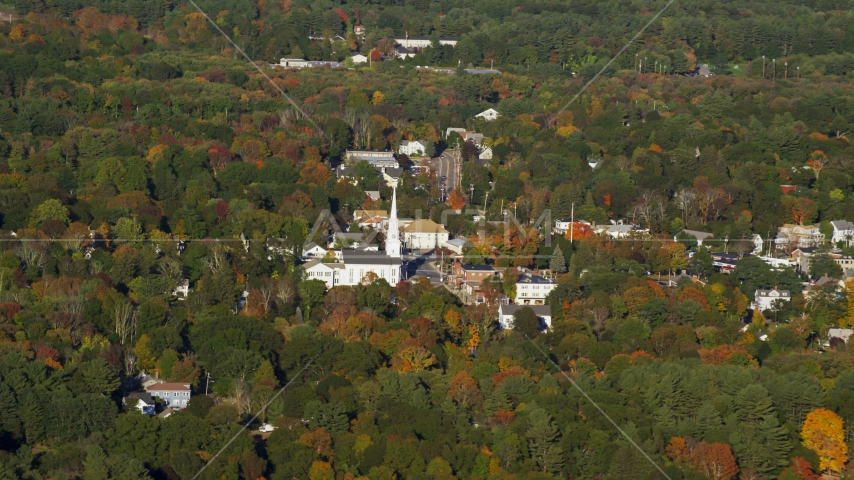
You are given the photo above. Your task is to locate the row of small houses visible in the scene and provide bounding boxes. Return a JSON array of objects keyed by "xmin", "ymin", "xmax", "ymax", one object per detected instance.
[{"xmin": 554, "ymin": 219, "xmax": 854, "ymax": 248}]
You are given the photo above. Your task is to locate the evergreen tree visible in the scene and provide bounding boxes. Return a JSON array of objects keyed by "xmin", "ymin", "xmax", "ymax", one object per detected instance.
[
  {"xmin": 83, "ymin": 445, "xmax": 110, "ymax": 480},
  {"xmin": 304, "ymin": 400, "xmax": 350, "ymax": 434},
  {"xmin": 526, "ymin": 409, "xmax": 564, "ymax": 473},
  {"xmin": 550, "ymin": 246, "xmax": 567, "ymax": 274}
]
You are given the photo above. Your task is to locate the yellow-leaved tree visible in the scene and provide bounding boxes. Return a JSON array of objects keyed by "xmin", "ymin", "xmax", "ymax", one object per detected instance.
[
  {"xmin": 801, "ymin": 408, "xmax": 847, "ymax": 474},
  {"xmin": 844, "ymin": 279, "xmax": 854, "ymax": 328}
]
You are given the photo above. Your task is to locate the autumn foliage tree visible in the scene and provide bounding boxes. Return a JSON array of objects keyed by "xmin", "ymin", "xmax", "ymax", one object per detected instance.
[
  {"xmin": 447, "ymin": 189, "xmax": 466, "ymax": 210},
  {"xmin": 779, "ymin": 457, "xmax": 819, "ymax": 480},
  {"xmin": 299, "ymin": 428, "xmax": 334, "ymax": 461},
  {"xmin": 789, "ymin": 197, "xmax": 816, "ymax": 226},
  {"xmin": 666, "ymin": 436, "xmax": 690, "ymax": 462},
  {"xmin": 448, "ymin": 370, "xmax": 484, "ymax": 406},
  {"xmin": 801, "ymin": 408, "xmax": 848, "ymax": 474},
  {"xmin": 690, "ymin": 442, "xmax": 739, "ymax": 480}
]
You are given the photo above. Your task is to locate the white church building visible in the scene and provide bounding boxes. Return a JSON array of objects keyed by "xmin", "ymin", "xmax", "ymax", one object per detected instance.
[{"xmin": 303, "ymin": 188, "xmax": 403, "ymax": 288}]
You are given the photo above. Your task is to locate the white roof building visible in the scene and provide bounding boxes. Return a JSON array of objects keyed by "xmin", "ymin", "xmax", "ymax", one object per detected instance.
[
  {"xmin": 443, "ymin": 238, "xmax": 467, "ymax": 255},
  {"xmin": 344, "ymin": 150, "xmax": 398, "ymax": 168},
  {"xmin": 475, "ymin": 108, "xmax": 500, "ymax": 121},
  {"xmin": 678, "ymin": 229, "xmax": 714, "ymax": 246},
  {"xmin": 392, "ymin": 35, "xmax": 457, "ymax": 49},
  {"xmin": 595, "ymin": 222, "xmax": 648, "ymax": 239},
  {"xmin": 554, "ymin": 219, "xmax": 590, "ymax": 235},
  {"xmin": 350, "ymin": 53, "xmax": 368, "ymax": 64},
  {"xmin": 826, "ymin": 328, "xmax": 854, "ymax": 347}
]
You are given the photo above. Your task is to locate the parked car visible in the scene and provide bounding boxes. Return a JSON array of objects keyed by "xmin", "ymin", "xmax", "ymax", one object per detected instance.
[{"xmin": 259, "ymin": 423, "xmax": 276, "ymax": 433}]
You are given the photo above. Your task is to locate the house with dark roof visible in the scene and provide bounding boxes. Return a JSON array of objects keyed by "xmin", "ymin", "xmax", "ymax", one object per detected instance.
[
  {"xmin": 382, "ymin": 167, "xmax": 405, "ymax": 187},
  {"xmin": 515, "ymin": 273, "xmax": 556, "ymax": 305},
  {"xmin": 302, "ymin": 242, "xmax": 328, "ymax": 258},
  {"xmin": 394, "ymin": 45, "xmax": 416, "ymax": 59},
  {"xmin": 124, "ymin": 391, "xmax": 156, "ymax": 415}
]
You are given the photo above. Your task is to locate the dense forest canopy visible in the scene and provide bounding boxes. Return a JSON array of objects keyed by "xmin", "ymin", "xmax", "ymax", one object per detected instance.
[{"xmin": 0, "ymin": 0, "xmax": 854, "ymax": 479}]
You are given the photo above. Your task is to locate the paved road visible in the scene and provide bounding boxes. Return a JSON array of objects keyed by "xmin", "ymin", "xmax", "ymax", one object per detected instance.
[
  {"xmin": 403, "ymin": 253, "xmax": 442, "ymax": 285},
  {"xmin": 431, "ymin": 152, "xmax": 459, "ymax": 194}
]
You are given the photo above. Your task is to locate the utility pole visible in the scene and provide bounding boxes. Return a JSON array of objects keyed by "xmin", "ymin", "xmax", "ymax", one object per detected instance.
[
  {"xmin": 784, "ymin": 61, "xmax": 788, "ymax": 79},
  {"xmin": 469, "ymin": 183, "xmax": 475, "ymax": 205},
  {"xmin": 762, "ymin": 55, "xmax": 766, "ymax": 78},
  {"xmin": 205, "ymin": 372, "xmax": 211, "ymax": 395},
  {"xmin": 797, "ymin": 66, "xmax": 800, "ymax": 78},
  {"xmin": 772, "ymin": 59, "xmax": 776, "ymax": 84}
]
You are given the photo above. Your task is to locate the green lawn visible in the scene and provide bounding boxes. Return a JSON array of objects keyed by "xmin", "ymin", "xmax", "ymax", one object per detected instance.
[{"xmin": 729, "ymin": 64, "xmax": 747, "ymax": 77}]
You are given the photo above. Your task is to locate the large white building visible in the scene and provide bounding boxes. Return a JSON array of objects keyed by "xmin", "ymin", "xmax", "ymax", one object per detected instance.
[
  {"xmin": 392, "ymin": 35, "xmax": 457, "ymax": 49},
  {"xmin": 344, "ymin": 150, "xmax": 398, "ymax": 168},
  {"xmin": 403, "ymin": 219, "xmax": 449, "ymax": 251},
  {"xmin": 303, "ymin": 188, "xmax": 403, "ymax": 288},
  {"xmin": 754, "ymin": 288, "xmax": 791, "ymax": 312},
  {"xmin": 515, "ymin": 273, "xmax": 557, "ymax": 305},
  {"xmin": 498, "ymin": 304, "xmax": 552, "ymax": 331},
  {"xmin": 399, "ymin": 140, "xmax": 429, "ymax": 157}
]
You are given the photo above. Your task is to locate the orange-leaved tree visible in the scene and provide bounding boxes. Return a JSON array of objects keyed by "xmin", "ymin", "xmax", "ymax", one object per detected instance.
[
  {"xmin": 779, "ymin": 457, "xmax": 819, "ymax": 480},
  {"xmin": 448, "ymin": 370, "xmax": 484, "ymax": 406},
  {"xmin": 447, "ymin": 189, "xmax": 466, "ymax": 210},
  {"xmin": 665, "ymin": 436, "xmax": 690, "ymax": 462},
  {"xmin": 790, "ymin": 197, "xmax": 815, "ymax": 226},
  {"xmin": 690, "ymin": 441, "xmax": 739, "ymax": 480},
  {"xmin": 801, "ymin": 408, "xmax": 848, "ymax": 474}
]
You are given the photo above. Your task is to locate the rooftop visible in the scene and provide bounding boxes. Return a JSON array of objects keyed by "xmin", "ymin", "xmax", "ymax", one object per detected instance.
[
  {"xmin": 125, "ymin": 391, "xmax": 155, "ymax": 404},
  {"xmin": 461, "ymin": 264, "xmax": 496, "ymax": 272},
  {"xmin": 403, "ymin": 219, "xmax": 449, "ymax": 234},
  {"xmin": 499, "ymin": 304, "xmax": 552, "ymax": 316},
  {"xmin": 341, "ymin": 250, "xmax": 402, "ymax": 265},
  {"xmin": 146, "ymin": 382, "xmax": 191, "ymax": 392},
  {"xmin": 682, "ymin": 229, "xmax": 714, "ymax": 240},
  {"xmin": 517, "ymin": 274, "xmax": 555, "ymax": 285},
  {"xmin": 755, "ymin": 289, "xmax": 790, "ymax": 296}
]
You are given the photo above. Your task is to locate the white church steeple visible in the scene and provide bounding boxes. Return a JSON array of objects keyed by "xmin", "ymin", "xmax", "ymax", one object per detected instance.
[{"xmin": 386, "ymin": 187, "xmax": 401, "ymax": 257}]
